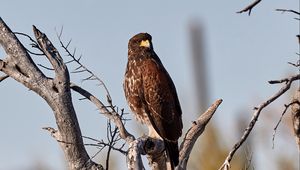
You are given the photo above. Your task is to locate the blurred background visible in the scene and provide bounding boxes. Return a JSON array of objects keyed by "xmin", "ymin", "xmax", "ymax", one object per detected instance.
[{"xmin": 0, "ymin": 0, "xmax": 299, "ymax": 170}]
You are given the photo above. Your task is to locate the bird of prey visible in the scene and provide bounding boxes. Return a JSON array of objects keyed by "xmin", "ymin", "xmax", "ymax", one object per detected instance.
[{"xmin": 124, "ymin": 33, "xmax": 183, "ymax": 168}]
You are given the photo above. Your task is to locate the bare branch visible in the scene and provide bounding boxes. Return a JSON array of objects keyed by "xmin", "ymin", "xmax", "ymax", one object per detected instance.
[
  {"xmin": 37, "ymin": 64, "xmax": 55, "ymax": 71},
  {"xmin": 176, "ymin": 99, "xmax": 223, "ymax": 170},
  {"xmin": 288, "ymin": 61, "xmax": 300, "ymax": 67},
  {"xmin": 106, "ymin": 119, "xmax": 119, "ymax": 170},
  {"xmin": 0, "ymin": 18, "xmax": 45, "ymax": 86},
  {"xmin": 237, "ymin": 0, "xmax": 262, "ymax": 16},
  {"xmin": 14, "ymin": 32, "xmax": 45, "ymax": 56},
  {"xmin": 33, "ymin": 25, "xmax": 69, "ymax": 83},
  {"xmin": 219, "ymin": 74, "xmax": 300, "ymax": 170},
  {"xmin": 83, "ymin": 136, "xmax": 127, "ymax": 155},
  {"xmin": 56, "ymin": 31, "xmax": 113, "ymax": 102},
  {"xmin": 0, "ymin": 18, "xmax": 102, "ymax": 170},
  {"xmin": 272, "ymin": 102, "xmax": 298, "ymax": 148},
  {"xmin": 268, "ymin": 75, "xmax": 300, "ymax": 84},
  {"xmin": 70, "ymin": 83, "xmax": 135, "ymax": 143},
  {"xmin": 276, "ymin": 9, "xmax": 300, "ymax": 16}
]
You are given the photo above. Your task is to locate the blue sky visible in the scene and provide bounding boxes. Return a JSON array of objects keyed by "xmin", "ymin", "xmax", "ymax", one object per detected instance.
[{"xmin": 0, "ymin": 0, "xmax": 299, "ymax": 169}]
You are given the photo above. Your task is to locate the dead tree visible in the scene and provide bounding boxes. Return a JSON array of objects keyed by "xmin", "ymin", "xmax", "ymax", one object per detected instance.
[
  {"xmin": 0, "ymin": 17, "xmax": 222, "ymax": 170},
  {"xmin": 218, "ymin": 2, "xmax": 300, "ymax": 170}
]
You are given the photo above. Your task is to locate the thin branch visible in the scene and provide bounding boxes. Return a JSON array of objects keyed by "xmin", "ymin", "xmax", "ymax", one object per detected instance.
[
  {"xmin": 268, "ymin": 76, "xmax": 298, "ymax": 84},
  {"xmin": 237, "ymin": 0, "xmax": 262, "ymax": 16},
  {"xmin": 70, "ymin": 83, "xmax": 135, "ymax": 143},
  {"xmin": 83, "ymin": 136, "xmax": 127, "ymax": 155},
  {"xmin": 14, "ymin": 32, "xmax": 45, "ymax": 56},
  {"xmin": 268, "ymin": 78, "xmax": 290, "ymax": 84},
  {"xmin": 218, "ymin": 74, "xmax": 300, "ymax": 170},
  {"xmin": 276, "ymin": 9, "xmax": 300, "ymax": 16},
  {"xmin": 272, "ymin": 102, "xmax": 298, "ymax": 148},
  {"xmin": 176, "ymin": 99, "xmax": 223, "ymax": 170},
  {"xmin": 288, "ymin": 61, "xmax": 300, "ymax": 67},
  {"xmin": 55, "ymin": 30, "xmax": 113, "ymax": 102},
  {"xmin": 106, "ymin": 119, "xmax": 119, "ymax": 170},
  {"xmin": 14, "ymin": 32, "xmax": 38, "ymax": 45},
  {"xmin": 37, "ymin": 64, "xmax": 54, "ymax": 71}
]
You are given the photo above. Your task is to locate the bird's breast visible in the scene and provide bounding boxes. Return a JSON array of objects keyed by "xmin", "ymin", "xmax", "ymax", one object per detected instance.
[{"xmin": 124, "ymin": 59, "xmax": 150, "ymax": 125}]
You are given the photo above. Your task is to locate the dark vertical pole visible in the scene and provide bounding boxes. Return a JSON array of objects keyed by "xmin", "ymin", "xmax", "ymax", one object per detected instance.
[{"xmin": 189, "ymin": 21, "xmax": 210, "ymax": 114}]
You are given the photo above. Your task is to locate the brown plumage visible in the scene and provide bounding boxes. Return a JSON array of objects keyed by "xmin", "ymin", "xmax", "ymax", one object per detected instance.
[{"xmin": 124, "ymin": 33, "xmax": 183, "ymax": 168}]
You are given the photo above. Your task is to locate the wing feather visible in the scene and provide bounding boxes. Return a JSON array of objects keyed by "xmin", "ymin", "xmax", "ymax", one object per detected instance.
[{"xmin": 141, "ymin": 57, "xmax": 182, "ymax": 141}]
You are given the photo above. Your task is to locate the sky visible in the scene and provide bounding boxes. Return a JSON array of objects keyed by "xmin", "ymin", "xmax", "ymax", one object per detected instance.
[{"xmin": 0, "ymin": 0, "xmax": 299, "ymax": 170}]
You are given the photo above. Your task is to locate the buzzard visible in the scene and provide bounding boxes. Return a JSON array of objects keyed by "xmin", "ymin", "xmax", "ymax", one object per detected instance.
[{"xmin": 124, "ymin": 33, "xmax": 183, "ymax": 168}]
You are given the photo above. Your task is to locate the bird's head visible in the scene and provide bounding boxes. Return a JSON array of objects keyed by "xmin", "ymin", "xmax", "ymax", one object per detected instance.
[{"xmin": 128, "ymin": 33, "xmax": 153, "ymax": 55}]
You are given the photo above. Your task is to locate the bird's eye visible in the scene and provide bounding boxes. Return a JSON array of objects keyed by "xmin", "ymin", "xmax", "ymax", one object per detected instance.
[{"xmin": 139, "ymin": 39, "xmax": 150, "ymax": 48}]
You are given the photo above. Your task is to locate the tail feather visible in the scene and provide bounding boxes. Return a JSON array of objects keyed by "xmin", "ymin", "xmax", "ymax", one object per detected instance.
[{"xmin": 164, "ymin": 140, "xmax": 179, "ymax": 169}]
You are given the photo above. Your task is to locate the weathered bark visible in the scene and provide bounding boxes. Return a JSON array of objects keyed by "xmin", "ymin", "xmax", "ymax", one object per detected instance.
[
  {"xmin": 0, "ymin": 17, "xmax": 102, "ymax": 170},
  {"xmin": 176, "ymin": 99, "xmax": 223, "ymax": 170},
  {"xmin": 0, "ymin": 17, "xmax": 222, "ymax": 170}
]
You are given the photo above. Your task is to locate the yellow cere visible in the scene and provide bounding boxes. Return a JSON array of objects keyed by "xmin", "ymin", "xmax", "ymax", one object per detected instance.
[{"xmin": 139, "ymin": 40, "xmax": 150, "ymax": 48}]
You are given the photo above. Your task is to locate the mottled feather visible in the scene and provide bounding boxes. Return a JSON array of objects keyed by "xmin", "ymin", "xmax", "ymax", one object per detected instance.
[{"xmin": 124, "ymin": 33, "xmax": 182, "ymax": 167}]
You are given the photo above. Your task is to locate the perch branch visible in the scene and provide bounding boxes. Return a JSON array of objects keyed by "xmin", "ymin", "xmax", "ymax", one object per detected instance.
[
  {"xmin": 237, "ymin": 0, "xmax": 262, "ymax": 16},
  {"xmin": 176, "ymin": 99, "xmax": 223, "ymax": 170},
  {"xmin": 70, "ymin": 83, "xmax": 174, "ymax": 169},
  {"xmin": 218, "ymin": 74, "xmax": 300, "ymax": 170},
  {"xmin": 127, "ymin": 138, "xmax": 146, "ymax": 170}
]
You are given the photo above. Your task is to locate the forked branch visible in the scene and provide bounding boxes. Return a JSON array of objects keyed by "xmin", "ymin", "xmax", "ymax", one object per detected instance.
[
  {"xmin": 0, "ymin": 18, "xmax": 102, "ymax": 170},
  {"xmin": 176, "ymin": 99, "xmax": 223, "ymax": 170},
  {"xmin": 237, "ymin": 0, "xmax": 262, "ymax": 15}
]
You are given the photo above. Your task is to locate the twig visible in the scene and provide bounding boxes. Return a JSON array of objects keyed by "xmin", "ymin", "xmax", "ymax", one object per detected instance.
[
  {"xmin": 237, "ymin": 0, "xmax": 262, "ymax": 16},
  {"xmin": 37, "ymin": 64, "xmax": 54, "ymax": 70},
  {"xmin": 288, "ymin": 61, "xmax": 300, "ymax": 67},
  {"xmin": 106, "ymin": 119, "xmax": 119, "ymax": 170},
  {"xmin": 83, "ymin": 138, "xmax": 127, "ymax": 155},
  {"xmin": 272, "ymin": 102, "xmax": 298, "ymax": 148},
  {"xmin": 276, "ymin": 9, "xmax": 300, "ymax": 16},
  {"xmin": 14, "ymin": 32, "xmax": 45, "ymax": 56},
  {"xmin": 269, "ymin": 77, "xmax": 290, "ymax": 84},
  {"xmin": 55, "ymin": 29, "xmax": 113, "ymax": 103},
  {"xmin": 218, "ymin": 74, "xmax": 300, "ymax": 170},
  {"xmin": 70, "ymin": 83, "xmax": 135, "ymax": 143}
]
